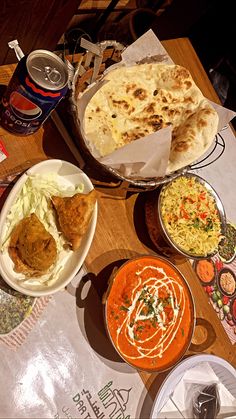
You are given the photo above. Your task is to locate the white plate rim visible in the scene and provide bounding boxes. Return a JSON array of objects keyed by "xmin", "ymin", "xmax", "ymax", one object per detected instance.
[
  {"xmin": 150, "ymin": 354, "xmax": 236, "ymax": 418},
  {"xmin": 0, "ymin": 159, "xmax": 98, "ymax": 297}
]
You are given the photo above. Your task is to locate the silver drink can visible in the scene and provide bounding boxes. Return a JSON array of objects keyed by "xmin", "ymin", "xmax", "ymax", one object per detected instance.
[{"xmin": 0, "ymin": 49, "xmax": 68, "ymax": 135}]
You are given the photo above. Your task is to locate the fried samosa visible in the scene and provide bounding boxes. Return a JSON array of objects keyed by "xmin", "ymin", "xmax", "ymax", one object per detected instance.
[
  {"xmin": 51, "ymin": 190, "xmax": 96, "ymax": 251},
  {"xmin": 9, "ymin": 213, "xmax": 57, "ymax": 276}
]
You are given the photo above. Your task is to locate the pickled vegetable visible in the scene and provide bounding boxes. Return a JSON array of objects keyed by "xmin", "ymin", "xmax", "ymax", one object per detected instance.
[{"xmin": 218, "ymin": 223, "xmax": 236, "ymax": 261}]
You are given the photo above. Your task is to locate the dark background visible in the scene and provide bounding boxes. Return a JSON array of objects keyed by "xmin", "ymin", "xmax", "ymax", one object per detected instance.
[
  {"xmin": 0, "ymin": 0, "xmax": 235, "ymax": 117},
  {"xmin": 148, "ymin": 0, "xmax": 235, "ymax": 114},
  {"xmin": 97, "ymin": 0, "xmax": 236, "ymax": 116}
]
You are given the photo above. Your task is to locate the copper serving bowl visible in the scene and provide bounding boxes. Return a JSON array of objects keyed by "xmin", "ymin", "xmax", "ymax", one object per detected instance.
[
  {"xmin": 104, "ymin": 255, "xmax": 195, "ymax": 373},
  {"xmin": 157, "ymin": 173, "xmax": 226, "ymax": 260}
]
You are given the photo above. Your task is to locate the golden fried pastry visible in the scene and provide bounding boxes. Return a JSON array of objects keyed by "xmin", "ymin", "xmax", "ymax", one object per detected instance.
[
  {"xmin": 9, "ymin": 213, "xmax": 57, "ymax": 276},
  {"xmin": 51, "ymin": 190, "xmax": 96, "ymax": 251}
]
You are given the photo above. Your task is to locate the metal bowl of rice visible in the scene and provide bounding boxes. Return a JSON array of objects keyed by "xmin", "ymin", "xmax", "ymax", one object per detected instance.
[{"xmin": 157, "ymin": 173, "xmax": 226, "ymax": 259}]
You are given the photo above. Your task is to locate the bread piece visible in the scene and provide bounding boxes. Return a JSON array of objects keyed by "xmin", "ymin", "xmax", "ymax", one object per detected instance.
[{"xmin": 83, "ymin": 64, "xmax": 219, "ymax": 173}]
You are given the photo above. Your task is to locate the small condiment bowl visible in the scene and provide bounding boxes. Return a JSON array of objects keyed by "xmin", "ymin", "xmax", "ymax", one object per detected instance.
[
  {"xmin": 217, "ymin": 268, "xmax": 236, "ymax": 298},
  {"xmin": 193, "ymin": 258, "xmax": 217, "ymax": 286},
  {"xmin": 157, "ymin": 173, "xmax": 226, "ymax": 260},
  {"xmin": 218, "ymin": 223, "xmax": 236, "ymax": 264},
  {"xmin": 104, "ymin": 255, "xmax": 195, "ymax": 373}
]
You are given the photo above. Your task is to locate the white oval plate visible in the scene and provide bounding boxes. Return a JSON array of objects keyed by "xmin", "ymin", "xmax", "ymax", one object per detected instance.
[{"xmin": 0, "ymin": 159, "xmax": 98, "ymax": 297}]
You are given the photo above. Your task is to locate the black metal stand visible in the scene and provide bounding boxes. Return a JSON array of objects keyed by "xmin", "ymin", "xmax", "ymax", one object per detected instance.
[{"xmin": 93, "ymin": 0, "xmax": 120, "ymax": 34}]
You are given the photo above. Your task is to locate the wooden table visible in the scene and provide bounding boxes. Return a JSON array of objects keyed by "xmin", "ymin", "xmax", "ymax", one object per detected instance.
[{"xmin": 0, "ymin": 38, "xmax": 235, "ymax": 393}]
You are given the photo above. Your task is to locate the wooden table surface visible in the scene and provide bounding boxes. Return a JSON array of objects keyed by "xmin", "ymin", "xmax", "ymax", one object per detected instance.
[{"xmin": 0, "ymin": 38, "xmax": 235, "ymax": 393}]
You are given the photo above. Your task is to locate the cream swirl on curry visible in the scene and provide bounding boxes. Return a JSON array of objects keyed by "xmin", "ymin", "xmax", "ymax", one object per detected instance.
[{"xmin": 106, "ymin": 256, "xmax": 194, "ymax": 371}]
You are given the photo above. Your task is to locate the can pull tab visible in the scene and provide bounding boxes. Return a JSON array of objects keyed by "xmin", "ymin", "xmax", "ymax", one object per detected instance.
[
  {"xmin": 44, "ymin": 66, "xmax": 62, "ymax": 84},
  {"xmin": 8, "ymin": 39, "xmax": 25, "ymax": 61},
  {"xmin": 30, "ymin": 65, "xmax": 62, "ymax": 85}
]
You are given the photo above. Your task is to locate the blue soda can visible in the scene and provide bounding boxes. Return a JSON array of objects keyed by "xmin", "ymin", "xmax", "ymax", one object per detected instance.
[{"xmin": 0, "ymin": 49, "xmax": 68, "ymax": 135}]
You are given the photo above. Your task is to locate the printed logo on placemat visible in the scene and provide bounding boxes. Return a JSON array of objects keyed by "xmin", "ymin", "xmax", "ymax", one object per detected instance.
[{"xmin": 54, "ymin": 381, "xmax": 132, "ymax": 419}]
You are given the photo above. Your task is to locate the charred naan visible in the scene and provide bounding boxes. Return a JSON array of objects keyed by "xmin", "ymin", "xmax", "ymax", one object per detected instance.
[
  {"xmin": 51, "ymin": 190, "xmax": 96, "ymax": 251},
  {"xmin": 83, "ymin": 64, "xmax": 219, "ymax": 173}
]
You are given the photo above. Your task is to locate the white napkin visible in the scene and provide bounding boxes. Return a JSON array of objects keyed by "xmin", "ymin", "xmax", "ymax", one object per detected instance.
[
  {"xmin": 170, "ymin": 362, "xmax": 236, "ymax": 418},
  {"xmin": 157, "ymin": 399, "xmax": 183, "ymax": 418},
  {"xmin": 171, "ymin": 362, "xmax": 219, "ymax": 412}
]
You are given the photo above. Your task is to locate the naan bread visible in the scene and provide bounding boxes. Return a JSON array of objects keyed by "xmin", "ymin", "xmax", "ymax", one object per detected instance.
[
  {"xmin": 51, "ymin": 190, "xmax": 96, "ymax": 251},
  {"xmin": 83, "ymin": 63, "xmax": 219, "ymax": 174}
]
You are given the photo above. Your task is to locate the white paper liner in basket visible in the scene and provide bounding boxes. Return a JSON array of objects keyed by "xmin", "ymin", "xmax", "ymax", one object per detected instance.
[{"xmin": 72, "ymin": 30, "xmax": 236, "ymax": 187}]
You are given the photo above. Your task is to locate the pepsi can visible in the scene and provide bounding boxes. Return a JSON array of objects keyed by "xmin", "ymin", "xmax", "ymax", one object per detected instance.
[{"xmin": 0, "ymin": 50, "xmax": 68, "ymax": 135}]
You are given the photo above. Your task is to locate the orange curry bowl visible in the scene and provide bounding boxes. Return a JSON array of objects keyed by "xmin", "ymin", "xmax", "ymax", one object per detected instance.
[{"xmin": 105, "ymin": 255, "xmax": 195, "ymax": 373}]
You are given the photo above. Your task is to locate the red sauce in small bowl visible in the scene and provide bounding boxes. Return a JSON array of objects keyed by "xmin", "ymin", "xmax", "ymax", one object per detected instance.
[{"xmin": 195, "ymin": 259, "xmax": 215, "ymax": 284}]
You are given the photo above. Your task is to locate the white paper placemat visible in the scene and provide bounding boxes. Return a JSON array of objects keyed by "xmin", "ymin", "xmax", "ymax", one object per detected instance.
[
  {"xmin": 0, "ymin": 267, "xmax": 147, "ymax": 418},
  {"xmin": 192, "ymin": 125, "xmax": 236, "ymax": 221}
]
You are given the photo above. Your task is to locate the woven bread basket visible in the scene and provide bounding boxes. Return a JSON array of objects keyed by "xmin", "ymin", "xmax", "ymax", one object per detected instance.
[{"xmin": 69, "ymin": 39, "xmax": 189, "ymax": 190}]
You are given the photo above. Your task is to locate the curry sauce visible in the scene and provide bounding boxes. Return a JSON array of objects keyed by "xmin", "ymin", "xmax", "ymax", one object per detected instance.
[{"xmin": 106, "ymin": 256, "xmax": 194, "ymax": 372}]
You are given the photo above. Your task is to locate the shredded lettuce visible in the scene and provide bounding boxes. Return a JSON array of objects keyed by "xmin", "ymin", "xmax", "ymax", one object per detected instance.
[{"xmin": 1, "ymin": 172, "xmax": 84, "ymax": 286}]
